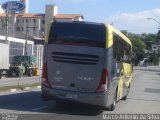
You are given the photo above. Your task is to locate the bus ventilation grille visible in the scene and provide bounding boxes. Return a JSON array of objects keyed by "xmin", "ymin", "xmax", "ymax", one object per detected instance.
[{"xmin": 52, "ymin": 52, "xmax": 99, "ymax": 65}]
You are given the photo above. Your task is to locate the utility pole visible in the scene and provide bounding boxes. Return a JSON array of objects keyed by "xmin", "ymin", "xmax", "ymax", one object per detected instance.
[
  {"xmin": 24, "ymin": 26, "xmax": 37, "ymax": 55},
  {"xmin": 24, "ymin": 27, "xmax": 28, "ymax": 55},
  {"xmin": 147, "ymin": 18, "xmax": 160, "ymax": 67},
  {"xmin": 5, "ymin": 7, "xmax": 9, "ymax": 41}
]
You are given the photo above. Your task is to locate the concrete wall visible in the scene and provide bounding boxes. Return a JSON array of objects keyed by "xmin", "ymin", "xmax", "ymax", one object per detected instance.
[
  {"xmin": 152, "ymin": 44, "xmax": 160, "ymax": 54},
  {"xmin": 0, "ymin": 40, "xmax": 9, "ymax": 70}
]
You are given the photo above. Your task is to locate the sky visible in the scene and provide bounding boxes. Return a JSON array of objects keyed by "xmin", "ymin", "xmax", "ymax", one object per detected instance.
[{"xmin": 0, "ymin": 0, "xmax": 160, "ymax": 34}]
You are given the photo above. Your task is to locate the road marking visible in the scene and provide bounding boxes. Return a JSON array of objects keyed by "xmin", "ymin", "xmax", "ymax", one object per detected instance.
[
  {"xmin": 24, "ymin": 87, "xmax": 31, "ymax": 90},
  {"xmin": 10, "ymin": 89, "xmax": 17, "ymax": 92},
  {"xmin": 37, "ymin": 86, "xmax": 41, "ymax": 89},
  {"xmin": 32, "ymin": 106, "xmax": 48, "ymax": 111}
]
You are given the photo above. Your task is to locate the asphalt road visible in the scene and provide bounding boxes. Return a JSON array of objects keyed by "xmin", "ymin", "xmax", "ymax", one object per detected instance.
[{"xmin": 0, "ymin": 69, "xmax": 160, "ymax": 120}]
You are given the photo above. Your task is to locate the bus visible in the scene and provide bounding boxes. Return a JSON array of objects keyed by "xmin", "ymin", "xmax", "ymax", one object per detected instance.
[{"xmin": 41, "ymin": 21, "xmax": 133, "ymax": 111}]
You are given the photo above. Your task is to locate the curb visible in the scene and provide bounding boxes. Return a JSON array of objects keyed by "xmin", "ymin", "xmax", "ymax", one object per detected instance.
[
  {"xmin": 10, "ymin": 89, "xmax": 17, "ymax": 92},
  {"xmin": 134, "ymin": 66, "xmax": 160, "ymax": 72},
  {"xmin": 0, "ymin": 84, "xmax": 41, "ymax": 93},
  {"xmin": 134, "ymin": 68, "xmax": 160, "ymax": 72}
]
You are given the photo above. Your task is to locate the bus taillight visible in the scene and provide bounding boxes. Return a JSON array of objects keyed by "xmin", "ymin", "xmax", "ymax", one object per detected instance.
[
  {"xmin": 95, "ymin": 68, "xmax": 108, "ymax": 93},
  {"xmin": 42, "ymin": 63, "xmax": 51, "ymax": 87}
]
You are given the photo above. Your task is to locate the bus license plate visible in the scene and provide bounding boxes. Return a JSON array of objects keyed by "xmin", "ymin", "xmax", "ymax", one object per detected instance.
[{"xmin": 65, "ymin": 94, "xmax": 78, "ymax": 99}]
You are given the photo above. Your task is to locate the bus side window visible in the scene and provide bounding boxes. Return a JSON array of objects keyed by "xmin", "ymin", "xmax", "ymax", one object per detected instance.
[
  {"xmin": 113, "ymin": 34, "xmax": 124, "ymax": 62},
  {"xmin": 111, "ymin": 58, "xmax": 117, "ymax": 77},
  {"xmin": 123, "ymin": 44, "xmax": 132, "ymax": 63},
  {"xmin": 113, "ymin": 33, "xmax": 132, "ymax": 63},
  {"xmin": 113, "ymin": 34, "xmax": 123, "ymax": 77}
]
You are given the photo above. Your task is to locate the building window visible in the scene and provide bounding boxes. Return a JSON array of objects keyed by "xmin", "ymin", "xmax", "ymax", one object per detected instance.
[
  {"xmin": 9, "ymin": 41, "xmax": 24, "ymax": 63},
  {"xmin": 33, "ymin": 27, "xmax": 36, "ymax": 31},
  {"xmin": 26, "ymin": 19, "xmax": 28, "ymax": 23},
  {"xmin": 26, "ymin": 44, "xmax": 33, "ymax": 56},
  {"xmin": 22, "ymin": 19, "xmax": 24, "ymax": 23},
  {"xmin": 41, "ymin": 28, "xmax": 44, "ymax": 32},
  {"xmin": 42, "ymin": 20, "xmax": 45, "ymax": 24},
  {"xmin": 33, "ymin": 19, "xmax": 36, "ymax": 23},
  {"xmin": 17, "ymin": 27, "xmax": 20, "ymax": 31},
  {"xmin": 113, "ymin": 33, "xmax": 132, "ymax": 63},
  {"xmin": 22, "ymin": 27, "xmax": 23, "ymax": 31},
  {"xmin": 16, "ymin": 19, "xmax": 20, "ymax": 23}
]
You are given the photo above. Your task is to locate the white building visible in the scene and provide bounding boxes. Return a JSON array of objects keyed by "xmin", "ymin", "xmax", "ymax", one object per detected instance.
[
  {"xmin": 0, "ymin": 1, "xmax": 84, "ymax": 69},
  {"xmin": 54, "ymin": 14, "xmax": 84, "ymax": 22},
  {"xmin": 0, "ymin": 4, "xmax": 84, "ymax": 38},
  {"xmin": 0, "ymin": 35, "xmax": 43, "ymax": 69},
  {"xmin": 151, "ymin": 44, "xmax": 160, "ymax": 54}
]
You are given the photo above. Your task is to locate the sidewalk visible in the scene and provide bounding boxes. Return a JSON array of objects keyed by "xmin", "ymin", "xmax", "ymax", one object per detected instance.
[
  {"xmin": 134, "ymin": 66, "xmax": 160, "ymax": 72},
  {"xmin": 0, "ymin": 76, "xmax": 41, "ymax": 92}
]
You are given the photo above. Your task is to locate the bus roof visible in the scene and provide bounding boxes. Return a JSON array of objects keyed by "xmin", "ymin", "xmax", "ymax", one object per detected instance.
[
  {"xmin": 51, "ymin": 20, "xmax": 105, "ymax": 26},
  {"xmin": 107, "ymin": 24, "xmax": 132, "ymax": 47},
  {"xmin": 48, "ymin": 21, "xmax": 132, "ymax": 47}
]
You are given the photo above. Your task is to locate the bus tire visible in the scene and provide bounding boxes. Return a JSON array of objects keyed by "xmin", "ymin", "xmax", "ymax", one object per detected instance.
[
  {"xmin": 56, "ymin": 101, "xmax": 66, "ymax": 108},
  {"xmin": 0, "ymin": 71, "xmax": 2, "ymax": 79},
  {"xmin": 27, "ymin": 69, "xmax": 33, "ymax": 77},
  {"xmin": 122, "ymin": 95, "xmax": 127, "ymax": 100},
  {"xmin": 0, "ymin": 74, "xmax": 2, "ymax": 79},
  {"xmin": 6, "ymin": 70, "xmax": 11, "ymax": 77},
  {"xmin": 109, "ymin": 90, "xmax": 117, "ymax": 111},
  {"xmin": 17, "ymin": 69, "xmax": 23, "ymax": 77}
]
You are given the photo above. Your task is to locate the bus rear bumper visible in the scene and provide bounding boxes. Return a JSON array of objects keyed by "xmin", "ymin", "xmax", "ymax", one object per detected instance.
[{"xmin": 41, "ymin": 85, "xmax": 110, "ymax": 108}]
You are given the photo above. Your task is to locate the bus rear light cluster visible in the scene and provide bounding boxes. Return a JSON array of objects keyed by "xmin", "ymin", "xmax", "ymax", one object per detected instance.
[
  {"xmin": 42, "ymin": 63, "xmax": 51, "ymax": 88},
  {"xmin": 95, "ymin": 68, "xmax": 108, "ymax": 93}
]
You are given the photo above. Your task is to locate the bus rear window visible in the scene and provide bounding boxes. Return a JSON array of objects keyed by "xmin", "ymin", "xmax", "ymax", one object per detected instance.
[{"xmin": 48, "ymin": 22, "xmax": 106, "ymax": 48}]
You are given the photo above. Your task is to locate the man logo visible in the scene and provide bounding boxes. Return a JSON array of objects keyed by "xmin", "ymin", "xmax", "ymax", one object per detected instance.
[
  {"xmin": 77, "ymin": 76, "xmax": 93, "ymax": 81},
  {"xmin": 56, "ymin": 70, "xmax": 60, "ymax": 75}
]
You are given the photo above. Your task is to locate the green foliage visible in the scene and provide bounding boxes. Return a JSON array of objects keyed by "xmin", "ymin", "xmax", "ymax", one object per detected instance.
[
  {"xmin": 141, "ymin": 33, "xmax": 157, "ymax": 42},
  {"xmin": 140, "ymin": 32, "xmax": 160, "ymax": 66},
  {"xmin": 141, "ymin": 32, "xmax": 160, "ymax": 45},
  {"xmin": 127, "ymin": 33, "xmax": 146, "ymax": 61},
  {"xmin": 148, "ymin": 52, "xmax": 159, "ymax": 66}
]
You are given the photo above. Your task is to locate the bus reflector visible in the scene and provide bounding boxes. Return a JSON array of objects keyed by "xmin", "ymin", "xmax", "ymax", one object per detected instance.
[
  {"xmin": 95, "ymin": 69, "xmax": 108, "ymax": 92},
  {"xmin": 42, "ymin": 63, "xmax": 51, "ymax": 87}
]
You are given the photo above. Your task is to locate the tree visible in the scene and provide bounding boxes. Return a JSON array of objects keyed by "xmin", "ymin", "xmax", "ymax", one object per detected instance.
[
  {"xmin": 127, "ymin": 33, "xmax": 146, "ymax": 63},
  {"xmin": 141, "ymin": 33, "xmax": 157, "ymax": 42}
]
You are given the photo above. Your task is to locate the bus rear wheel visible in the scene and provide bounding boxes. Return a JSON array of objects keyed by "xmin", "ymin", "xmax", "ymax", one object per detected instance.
[
  {"xmin": 109, "ymin": 90, "xmax": 117, "ymax": 111},
  {"xmin": 0, "ymin": 70, "xmax": 2, "ymax": 79}
]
